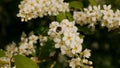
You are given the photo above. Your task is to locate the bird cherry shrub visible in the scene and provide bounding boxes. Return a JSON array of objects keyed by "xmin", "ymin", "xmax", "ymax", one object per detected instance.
[{"xmin": 0, "ymin": 0, "xmax": 120, "ymax": 68}]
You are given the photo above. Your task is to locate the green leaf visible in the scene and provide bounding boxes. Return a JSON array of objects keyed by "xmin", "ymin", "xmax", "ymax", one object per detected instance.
[
  {"xmin": 69, "ymin": 1, "xmax": 83, "ymax": 10},
  {"xmin": 66, "ymin": 12, "xmax": 73, "ymax": 21},
  {"xmin": 89, "ymin": 0, "xmax": 97, "ymax": 6},
  {"xmin": 0, "ymin": 50, "xmax": 5, "ymax": 57},
  {"xmin": 56, "ymin": 12, "xmax": 66, "ymax": 22},
  {"xmin": 14, "ymin": 55, "xmax": 39, "ymax": 68}
]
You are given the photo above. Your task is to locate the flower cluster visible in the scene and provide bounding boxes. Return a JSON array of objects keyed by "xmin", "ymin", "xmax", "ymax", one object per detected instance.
[
  {"xmin": 17, "ymin": 0, "xmax": 69, "ymax": 22},
  {"xmin": 73, "ymin": 5, "xmax": 120, "ymax": 31},
  {"xmin": 0, "ymin": 32, "xmax": 38, "ymax": 68},
  {"xmin": 19, "ymin": 32, "xmax": 38, "ymax": 55},
  {"xmin": 0, "ymin": 32, "xmax": 48, "ymax": 68},
  {"xmin": 48, "ymin": 19, "xmax": 92, "ymax": 68}
]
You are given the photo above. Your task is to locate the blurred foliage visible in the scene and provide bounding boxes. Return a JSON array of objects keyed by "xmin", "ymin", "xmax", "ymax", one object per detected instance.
[{"xmin": 0, "ymin": 0, "xmax": 120, "ymax": 68}]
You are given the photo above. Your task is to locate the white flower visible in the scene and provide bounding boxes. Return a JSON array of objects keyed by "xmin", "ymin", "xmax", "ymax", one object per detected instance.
[
  {"xmin": 84, "ymin": 5, "xmax": 93, "ymax": 13},
  {"xmin": 63, "ymin": 31, "xmax": 73, "ymax": 39},
  {"xmin": 93, "ymin": 11, "xmax": 102, "ymax": 21},
  {"xmin": 73, "ymin": 11, "xmax": 86, "ymax": 26},
  {"xmin": 17, "ymin": 0, "xmax": 69, "ymax": 21},
  {"xmin": 61, "ymin": 46, "xmax": 73, "ymax": 57},
  {"xmin": 19, "ymin": 41, "xmax": 35, "ymax": 55},
  {"xmin": 0, "ymin": 57, "xmax": 10, "ymax": 64},
  {"xmin": 69, "ymin": 58, "xmax": 81, "ymax": 68},
  {"xmin": 5, "ymin": 42, "xmax": 18, "ymax": 58},
  {"xmin": 73, "ymin": 5, "xmax": 120, "ymax": 31},
  {"xmin": 29, "ymin": 34, "xmax": 38, "ymax": 44},
  {"xmin": 103, "ymin": 5, "xmax": 111, "ymax": 11},
  {"xmin": 83, "ymin": 49, "xmax": 91, "ymax": 58},
  {"xmin": 48, "ymin": 19, "xmax": 92, "ymax": 67},
  {"xmin": 20, "ymin": 37, "xmax": 28, "ymax": 45},
  {"xmin": 71, "ymin": 43, "xmax": 82, "ymax": 54},
  {"xmin": 19, "ymin": 44, "xmax": 28, "ymax": 55},
  {"xmin": 55, "ymin": 40, "xmax": 65, "ymax": 48},
  {"xmin": 6, "ymin": 42, "xmax": 17, "ymax": 52},
  {"xmin": 63, "ymin": 32, "xmax": 75, "ymax": 46},
  {"xmin": 115, "ymin": 10, "xmax": 120, "ymax": 19},
  {"xmin": 49, "ymin": 21, "xmax": 59, "ymax": 30},
  {"xmin": 18, "ymin": 33, "xmax": 37, "ymax": 55},
  {"xmin": 93, "ymin": 5, "xmax": 101, "ymax": 11},
  {"xmin": 114, "ymin": 10, "xmax": 120, "ymax": 25},
  {"xmin": 27, "ymin": 41, "xmax": 35, "ymax": 50},
  {"xmin": 73, "ymin": 34, "xmax": 83, "ymax": 44},
  {"xmin": 102, "ymin": 10, "xmax": 114, "ymax": 20},
  {"xmin": 61, "ymin": 19, "xmax": 75, "ymax": 29},
  {"xmin": 0, "ymin": 64, "xmax": 9, "ymax": 68}
]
